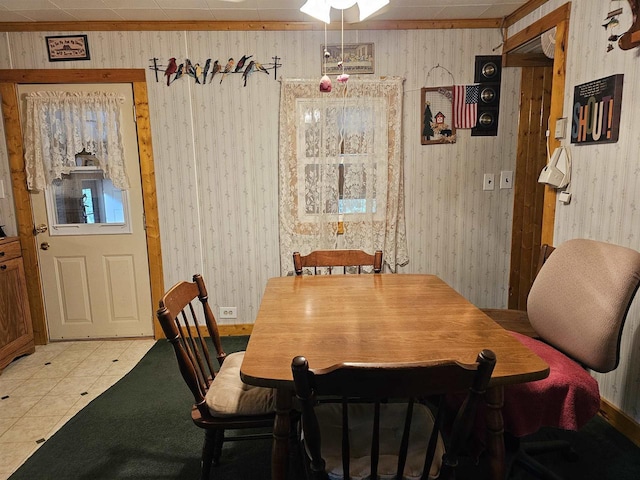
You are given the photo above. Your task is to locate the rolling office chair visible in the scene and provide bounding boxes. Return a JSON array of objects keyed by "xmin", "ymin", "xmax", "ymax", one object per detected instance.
[{"xmin": 490, "ymin": 239, "xmax": 640, "ymax": 480}]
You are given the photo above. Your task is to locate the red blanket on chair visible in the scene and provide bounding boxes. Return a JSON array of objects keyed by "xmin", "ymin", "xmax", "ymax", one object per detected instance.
[{"xmin": 501, "ymin": 331, "xmax": 601, "ymax": 437}]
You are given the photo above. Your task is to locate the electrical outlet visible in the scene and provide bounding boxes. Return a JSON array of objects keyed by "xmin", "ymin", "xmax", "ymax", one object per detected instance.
[
  {"xmin": 219, "ymin": 307, "xmax": 237, "ymax": 319},
  {"xmin": 500, "ymin": 170, "xmax": 513, "ymax": 189},
  {"xmin": 483, "ymin": 173, "xmax": 495, "ymax": 191},
  {"xmin": 0, "ymin": 180, "xmax": 4, "ymax": 199}
]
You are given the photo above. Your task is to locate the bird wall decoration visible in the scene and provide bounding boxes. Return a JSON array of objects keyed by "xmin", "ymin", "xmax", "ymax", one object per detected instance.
[{"xmin": 149, "ymin": 55, "xmax": 283, "ymax": 87}]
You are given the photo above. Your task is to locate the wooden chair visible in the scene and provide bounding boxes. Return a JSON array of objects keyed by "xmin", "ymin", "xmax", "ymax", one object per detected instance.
[
  {"xmin": 481, "ymin": 244, "xmax": 555, "ymax": 338},
  {"xmin": 496, "ymin": 239, "xmax": 640, "ymax": 479},
  {"xmin": 156, "ymin": 274, "xmax": 276, "ymax": 480},
  {"xmin": 291, "ymin": 350, "xmax": 496, "ymax": 480},
  {"xmin": 293, "ymin": 249, "xmax": 383, "ymax": 275}
]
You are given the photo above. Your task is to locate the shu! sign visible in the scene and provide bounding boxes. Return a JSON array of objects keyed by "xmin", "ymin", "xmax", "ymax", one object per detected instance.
[{"xmin": 571, "ymin": 74, "xmax": 623, "ymax": 145}]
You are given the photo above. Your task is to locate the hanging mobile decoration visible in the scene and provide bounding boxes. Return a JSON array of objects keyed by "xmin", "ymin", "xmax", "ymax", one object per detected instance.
[
  {"xmin": 320, "ymin": 23, "xmax": 332, "ymax": 92},
  {"xmin": 605, "ymin": 1, "xmax": 623, "ymax": 52},
  {"xmin": 336, "ymin": 10, "xmax": 350, "ymax": 84}
]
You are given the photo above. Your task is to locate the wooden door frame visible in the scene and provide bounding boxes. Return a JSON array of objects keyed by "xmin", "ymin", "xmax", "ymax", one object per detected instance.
[
  {"xmin": 503, "ymin": 2, "xmax": 571, "ymax": 247},
  {"xmin": 0, "ymin": 69, "xmax": 164, "ymax": 344}
]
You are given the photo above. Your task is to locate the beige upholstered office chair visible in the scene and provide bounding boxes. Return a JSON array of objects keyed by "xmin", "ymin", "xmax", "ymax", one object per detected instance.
[
  {"xmin": 482, "ymin": 244, "xmax": 555, "ymax": 338},
  {"xmin": 157, "ymin": 274, "xmax": 276, "ymax": 480},
  {"xmin": 291, "ymin": 350, "xmax": 496, "ymax": 480},
  {"xmin": 494, "ymin": 239, "xmax": 640, "ymax": 479},
  {"xmin": 293, "ymin": 249, "xmax": 383, "ymax": 275}
]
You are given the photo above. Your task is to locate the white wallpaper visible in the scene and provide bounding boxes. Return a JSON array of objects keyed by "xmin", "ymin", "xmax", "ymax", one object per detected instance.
[{"xmin": 510, "ymin": 1, "xmax": 640, "ymax": 422}]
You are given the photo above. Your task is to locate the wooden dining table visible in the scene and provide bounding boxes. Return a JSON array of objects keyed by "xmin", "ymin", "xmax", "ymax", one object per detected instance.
[{"xmin": 240, "ymin": 274, "xmax": 549, "ymax": 480}]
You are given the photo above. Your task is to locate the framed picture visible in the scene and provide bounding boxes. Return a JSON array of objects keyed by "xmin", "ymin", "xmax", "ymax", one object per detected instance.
[
  {"xmin": 321, "ymin": 43, "xmax": 374, "ymax": 75},
  {"xmin": 421, "ymin": 87, "xmax": 456, "ymax": 145},
  {"xmin": 46, "ymin": 35, "xmax": 91, "ymax": 62},
  {"xmin": 570, "ymin": 74, "xmax": 623, "ymax": 145}
]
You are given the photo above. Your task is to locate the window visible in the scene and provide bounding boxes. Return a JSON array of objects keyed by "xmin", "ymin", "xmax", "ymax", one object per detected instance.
[
  {"xmin": 278, "ymin": 78, "xmax": 408, "ymax": 274},
  {"xmin": 46, "ymin": 165, "xmax": 131, "ymax": 236}
]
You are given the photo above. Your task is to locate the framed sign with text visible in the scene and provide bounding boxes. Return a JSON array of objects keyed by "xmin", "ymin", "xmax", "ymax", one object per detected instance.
[
  {"xmin": 46, "ymin": 35, "xmax": 91, "ymax": 62},
  {"xmin": 571, "ymin": 74, "xmax": 623, "ymax": 145}
]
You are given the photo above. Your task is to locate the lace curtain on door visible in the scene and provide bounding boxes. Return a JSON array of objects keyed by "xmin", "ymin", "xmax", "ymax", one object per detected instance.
[
  {"xmin": 278, "ymin": 77, "xmax": 408, "ymax": 274},
  {"xmin": 23, "ymin": 91, "xmax": 129, "ymax": 191}
]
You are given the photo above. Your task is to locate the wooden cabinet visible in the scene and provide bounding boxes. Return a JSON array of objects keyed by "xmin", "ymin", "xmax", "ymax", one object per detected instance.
[{"xmin": 0, "ymin": 237, "xmax": 34, "ymax": 374}]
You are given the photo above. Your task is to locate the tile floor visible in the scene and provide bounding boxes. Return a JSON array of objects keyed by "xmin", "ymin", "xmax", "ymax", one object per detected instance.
[{"xmin": 0, "ymin": 338, "xmax": 156, "ymax": 480}]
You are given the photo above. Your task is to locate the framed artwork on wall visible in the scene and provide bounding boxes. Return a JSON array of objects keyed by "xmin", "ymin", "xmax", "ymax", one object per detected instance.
[
  {"xmin": 421, "ymin": 87, "xmax": 456, "ymax": 145},
  {"xmin": 570, "ymin": 74, "xmax": 623, "ymax": 145},
  {"xmin": 321, "ymin": 43, "xmax": 374, "ymax": 74},
  {"xmin": 46, "ymin": 35, "xmax": 91, "ymax": 62}
]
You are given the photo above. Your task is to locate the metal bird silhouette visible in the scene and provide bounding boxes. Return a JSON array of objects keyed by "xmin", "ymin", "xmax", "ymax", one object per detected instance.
[
  {"xmin": 254, "ymin": 62, "xmax": 270, "ymax": 75},
  {"xmin": 209, "ymin": 60, "xmax": 220, "ymax": 83},
  {"xmin": 235, "ymin": 55, "xmax": 252, "ymax": 72},
  {"xmin": 164, "ymin": 57, "xmax": 177, "ymax": 86},
  {"xmin": 173, "ymin": 63, "xmax": 184, "ymax": 82},
  {"xmin": 185, "ymin": 59, "xmax": 196, "ymax": 79},
  {"xmin": 220, "ymin": 58, "xmax": 234, "ymax": 84},
  {"xmin": 242, "ymin": 60, "xmax": 255, "ymax": 87},
  {"xmin": 602, "ymin": 17, "xmax": 619, "ymax": 29},
  {"xmin": 202, "ymin": 59, "xmax": 211, "ymax": 85}
]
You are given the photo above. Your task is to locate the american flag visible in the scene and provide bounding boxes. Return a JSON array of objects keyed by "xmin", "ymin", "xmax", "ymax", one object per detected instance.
[{"xmin": 453, "ymin": 85, "xmax": 479, "ymax": 129}]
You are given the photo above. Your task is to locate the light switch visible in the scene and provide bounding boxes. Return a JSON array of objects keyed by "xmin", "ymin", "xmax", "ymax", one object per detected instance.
[
  {"xmin": 555, "ymin": 118, "xmax": 567, "ymax": 139},
  {"xmin": 500, "ymin": 171, "xmax": 513, "ymax": 189},
  {"xmin": 483, "ymin": 173, "xmax": 495, "ymax": 191}
]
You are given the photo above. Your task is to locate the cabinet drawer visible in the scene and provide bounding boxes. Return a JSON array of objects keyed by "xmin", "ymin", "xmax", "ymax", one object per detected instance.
[{"xmin": 0, "ymin": 240, "xmax": 21, "ymax": 262}]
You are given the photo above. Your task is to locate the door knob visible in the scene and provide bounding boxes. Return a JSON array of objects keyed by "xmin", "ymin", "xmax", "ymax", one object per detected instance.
[
  {"xmin": 34, "ymin": 224, "xmax": 48, "ymax": 235},
  {"xmin": 40, "ymin": 242, "xmax": 50, "ymax": 250}
]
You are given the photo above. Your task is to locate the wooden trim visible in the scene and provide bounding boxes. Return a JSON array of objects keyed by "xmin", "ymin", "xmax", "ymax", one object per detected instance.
[
  {"xmin": 0, "ymin": 83, "xmax": 47, "ymax": 345},
  {"xmin": 599, "ymin": 398, "xmax": 640, "ymax": 448},
  {"xmin": 132, "ymin": 81, "xmax": 164, "ymax": 340},
  {"xmin": 0, "ymin": 18, "xmax": 503, "ymax": 33},
  {"xmin": 540, "ymin": 14, "xmax": 569, "ymax": 246},
  {"xmin": 0, "ymin": 69, "xmax": 163, "ymax": 343},
  {"xmin": 505, "ymin": 0, "xmax": 551, "ymax": 28},
  {"xmin": 502, "ymin": 3, "xmax": 571, "ymax": 247},
  {"xmin": 503, "ymin": 3, "xmax": 571, "ymax": 53},
  {"xmin": 187, "ymin": 323, "xmax": 253, "ymax": 338},
  {"xmin": 503, "ymin": 53, "xmax": 553, "ymax": 67},
  {"xmin": 0, "ymin": 69, "xmax": 145, "ymax": 83}
]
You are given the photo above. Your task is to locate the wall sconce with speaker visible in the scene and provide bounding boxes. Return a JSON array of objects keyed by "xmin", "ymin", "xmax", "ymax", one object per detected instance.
[{"xmin": 472, "ymin": 55, "xmax": 502, "ymax": 137}]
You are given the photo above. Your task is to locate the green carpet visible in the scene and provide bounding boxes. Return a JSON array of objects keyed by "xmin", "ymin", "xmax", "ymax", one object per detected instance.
[{"xmin": 9, "ymin": 336, "xmax": 640, "ymax": 480}]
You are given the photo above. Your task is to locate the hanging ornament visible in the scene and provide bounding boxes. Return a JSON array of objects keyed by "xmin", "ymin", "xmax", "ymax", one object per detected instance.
[
  {"xmin": 320, "ymin": 25, "xmax": 332, "ymax": 92},
  {"xmin": 320, "ymin": 74, "xmax": 333, "ymax": 92}
]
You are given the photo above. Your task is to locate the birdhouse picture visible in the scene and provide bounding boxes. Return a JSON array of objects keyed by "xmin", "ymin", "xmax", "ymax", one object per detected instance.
[{"xmin": 421, "ymin": 87, "xmax": 457, "ymax": 145}]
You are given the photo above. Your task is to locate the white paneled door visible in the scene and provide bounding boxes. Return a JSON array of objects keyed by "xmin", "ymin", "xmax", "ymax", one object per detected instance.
[{"xmin": 20, "ymin": 83, "xmax": 153, "ymax": 340}]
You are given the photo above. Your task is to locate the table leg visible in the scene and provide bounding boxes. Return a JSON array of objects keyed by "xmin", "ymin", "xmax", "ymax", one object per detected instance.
[
  {"xmin": 272, "ymin": 387, "xmax": 292, "ymax": 480},
  {"xmin": 485, "ymin": 385, "xmax": 506, "ymax": 480}
]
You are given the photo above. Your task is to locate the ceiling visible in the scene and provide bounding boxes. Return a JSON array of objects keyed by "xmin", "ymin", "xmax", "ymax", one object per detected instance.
[{"xmin": 0, "ymin": 1, "xmax": 531, "ymax": 23}]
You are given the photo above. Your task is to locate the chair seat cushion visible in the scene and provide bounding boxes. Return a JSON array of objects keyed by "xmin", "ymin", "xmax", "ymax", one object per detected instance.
[
  {"xmin": 315, "ymin": 402, "xmax": 444, "ymax": 480},
  {"xmin": 205, "ymin": 351, "xmax": 275, "ymax": 417},
  {"xmin": 503, "ymin": 331, "xmax": 601, "ymax": 437}
]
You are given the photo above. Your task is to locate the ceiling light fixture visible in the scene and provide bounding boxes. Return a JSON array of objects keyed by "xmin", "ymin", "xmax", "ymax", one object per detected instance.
[{"xmin": 300, "ymin": 0, "xmax": 389, "ymax": 24}]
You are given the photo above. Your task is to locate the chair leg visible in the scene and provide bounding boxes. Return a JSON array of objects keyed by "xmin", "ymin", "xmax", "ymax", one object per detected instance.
[
  {"xmin": 212, "ymin": 428, "xmax": 224, "ymax": 466},
  {"xmin": 201, "ymin": 429, "xmax": 216, "ymax": 480}
]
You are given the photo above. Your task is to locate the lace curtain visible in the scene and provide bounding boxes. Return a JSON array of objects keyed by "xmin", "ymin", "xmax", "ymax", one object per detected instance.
[
  {"xmin": 23, "ymin": 91, "xmax": 129, "ymax": 191},
  {"xmin": 278, "ymin": 77, "xmax": 408, "ymax": 274}
]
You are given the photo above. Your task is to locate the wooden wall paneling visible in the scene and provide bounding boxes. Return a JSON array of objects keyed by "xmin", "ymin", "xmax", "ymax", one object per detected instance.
[{"xmin": 0, "ymin": 82, "xmax": 47, "ymax": 344}]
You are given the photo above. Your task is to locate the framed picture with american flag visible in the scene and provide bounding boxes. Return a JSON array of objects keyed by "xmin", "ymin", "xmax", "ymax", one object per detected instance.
[{"xmin": 421, "ymin": 87, "xmax": 456, "ymax": 145}]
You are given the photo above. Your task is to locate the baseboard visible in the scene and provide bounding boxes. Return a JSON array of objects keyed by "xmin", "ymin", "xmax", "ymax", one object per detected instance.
[
  {"xmin": 218, "ymin": 323, "xmax": 254, "ymax": 336},
  {"xmin": 599, "ymin": 398, "xmax": 640, "ymax": 448}
]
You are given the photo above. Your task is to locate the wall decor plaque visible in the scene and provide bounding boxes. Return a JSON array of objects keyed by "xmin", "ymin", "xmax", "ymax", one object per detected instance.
[
  {"xmin": 46, "ymin": 35, "xmax": 91, "ymax": 62},
  {"xmin": 571, "ymin": 74, "xmax": 623, "ymax": 144}
]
